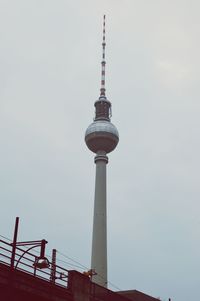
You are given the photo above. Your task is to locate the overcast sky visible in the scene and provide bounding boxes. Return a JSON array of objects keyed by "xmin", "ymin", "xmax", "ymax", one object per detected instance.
[{"xmin": 0, "ymin": 1, "xmax": 200, "ymax": 300}]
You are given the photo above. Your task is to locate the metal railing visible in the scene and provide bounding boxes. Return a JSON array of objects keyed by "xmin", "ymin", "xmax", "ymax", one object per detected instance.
[{"xmin": 0, "ymin": 239, "xmax": 68, "ymax": 288}]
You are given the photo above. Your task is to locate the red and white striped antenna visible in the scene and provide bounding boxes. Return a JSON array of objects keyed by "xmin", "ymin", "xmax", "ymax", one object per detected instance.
[{"xmin": 100, "ymin": 15, "xmax": 106, "ymax": 98}]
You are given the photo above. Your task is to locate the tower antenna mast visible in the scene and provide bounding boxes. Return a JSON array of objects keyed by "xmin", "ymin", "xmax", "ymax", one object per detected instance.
[{"xmin": 100, "ymin": 15, "xmax": 106, "ymax": 98}]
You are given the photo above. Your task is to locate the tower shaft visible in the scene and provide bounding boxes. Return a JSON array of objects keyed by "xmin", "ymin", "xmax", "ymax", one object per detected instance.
[{"xmin": 91, "ymin": 151, "xmax": 108, "ymax": 287}]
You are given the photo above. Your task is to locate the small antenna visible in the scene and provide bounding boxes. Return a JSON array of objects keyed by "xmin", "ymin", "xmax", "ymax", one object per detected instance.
[{"xmin": 100, "ymin": 15, "xmax": 106, "ymax": 98}]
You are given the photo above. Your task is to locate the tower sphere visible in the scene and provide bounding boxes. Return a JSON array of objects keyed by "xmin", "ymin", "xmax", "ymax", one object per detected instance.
[{"xmin": 85, "ymin": 120, "xmax": 119, "ymax": 154}]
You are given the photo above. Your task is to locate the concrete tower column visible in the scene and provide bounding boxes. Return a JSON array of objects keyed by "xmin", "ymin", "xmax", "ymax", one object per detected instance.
[{"xmin": 91, "ymin": 151, "xmax": 108, "ymax": 287}]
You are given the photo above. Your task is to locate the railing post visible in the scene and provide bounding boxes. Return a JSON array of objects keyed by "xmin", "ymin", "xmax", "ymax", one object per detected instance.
[
  {"xmin": 10, "ymin": 217, "xmax": 19, "ymax": 269},
  {"xmin": 50, "ymin": 249, "xmax": 56, "ymax": 284}
]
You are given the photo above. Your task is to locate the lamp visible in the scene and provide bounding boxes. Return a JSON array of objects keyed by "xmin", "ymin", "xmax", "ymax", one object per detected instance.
[
  {"xmin": 33, "ymin": 239, "xmax": 49, "ymax": 269},
  {"xmin": 10, "ymin": 217, "xmax": 49, "ymax": 270},
  {"xmin": 12, "ymin": 239, "xmax": 49, "ymax": 269}
]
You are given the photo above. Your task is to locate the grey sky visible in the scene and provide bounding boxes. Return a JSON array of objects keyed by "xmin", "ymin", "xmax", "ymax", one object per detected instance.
[{"xmin": 0, "ymin": 1, "xmax": 200, "ymax": 300}]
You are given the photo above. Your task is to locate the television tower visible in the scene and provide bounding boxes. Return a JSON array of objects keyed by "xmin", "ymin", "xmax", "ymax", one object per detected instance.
[{"xmin": 85, "ymin": 15, "xmax": 119, "ymax": 288}]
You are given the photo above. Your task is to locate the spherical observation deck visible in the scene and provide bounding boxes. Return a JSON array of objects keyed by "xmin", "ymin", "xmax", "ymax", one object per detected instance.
[{"xmin": 85, "ymin": 120, "xmax": 119, "ymax": 154}]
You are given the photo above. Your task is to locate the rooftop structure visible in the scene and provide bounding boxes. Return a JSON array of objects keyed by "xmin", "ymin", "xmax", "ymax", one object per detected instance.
[{"xmin": 0, "ymin": 219, "xmax": 160, "ymax": 301}]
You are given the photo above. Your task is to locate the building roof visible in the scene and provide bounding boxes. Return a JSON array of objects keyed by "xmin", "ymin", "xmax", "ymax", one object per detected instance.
[{"xmin": 118, "ymin": 290, "xmax": 160, "ymax": 301}]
